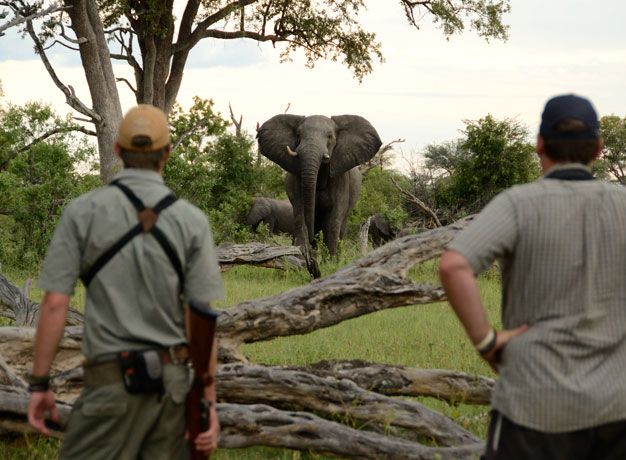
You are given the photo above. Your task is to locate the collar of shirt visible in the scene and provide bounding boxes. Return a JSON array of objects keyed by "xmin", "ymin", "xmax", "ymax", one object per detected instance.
[
  {"xmin": 112, "ymin": 168, "xmax": 165, "ymax": 185},
  {"xmin": 542, "ymin": 162, "xmax": 592, "ymax": 178}
]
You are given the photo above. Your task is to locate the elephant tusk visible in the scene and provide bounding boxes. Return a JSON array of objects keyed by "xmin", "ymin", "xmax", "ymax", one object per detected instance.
[
  {"xmin": 322, "ymin": 153, "xmax": 330, "ymax": 162},
  {"xmin": 286, "ymin": 145, "xmax": 298, "ymax": 157}
]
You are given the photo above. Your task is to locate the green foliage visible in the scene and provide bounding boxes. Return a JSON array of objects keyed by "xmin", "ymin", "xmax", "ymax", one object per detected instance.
[
  {"xmin": 423, "ymin": 140, "xmax": 469, "ymax": 177},
  {"xmin": 417, "ymin": 0, "xmax": 510, "ymax": 41},
  {"xmin": 350, "ymin": 167, "xmax": 410, "ymax": 235},
  {"xmin": 93, "ymin": 0, "xmax": 508, "ymax": 83},
  {"xmin": 0, "ymin": 101, "xmax": 99, "ymax": 268},
  {"xmin": 165, "ymin": 97, "xmax": 285, "ymax": 243},
  {"xmin": 433, "ymin": 115, "xmax": 540, "ymax": 220},
  {"xmin": 594, "ymin": 115, "xmax": 626, "ymax": 184}
]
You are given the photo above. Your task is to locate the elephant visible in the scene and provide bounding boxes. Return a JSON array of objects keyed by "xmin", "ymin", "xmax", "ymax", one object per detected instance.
[
  {"xmin": 257, "ymin": 114, "xmax": 382, "ymax": 275},
  {"xmin": 368, "ymin": 213, "xmax": 397, "ymax": 247},
  {"xmin": 245, "ymin": 197, "xmax": 295, "ymax": 237}
]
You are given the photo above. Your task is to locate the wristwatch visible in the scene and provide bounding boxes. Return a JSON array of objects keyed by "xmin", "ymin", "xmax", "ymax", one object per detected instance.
[{"xmin": 27, "ymin": 373, "xmax": 51, "ymax": 392}]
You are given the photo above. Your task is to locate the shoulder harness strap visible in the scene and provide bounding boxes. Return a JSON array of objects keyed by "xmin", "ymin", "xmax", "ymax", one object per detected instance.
[{"xmin": 79, "ymin": 180, "xmax": 184, "ymax": 292}]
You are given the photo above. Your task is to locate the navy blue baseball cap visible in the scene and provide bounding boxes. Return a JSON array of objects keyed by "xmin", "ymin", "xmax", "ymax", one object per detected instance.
[{"xmin": 539, "ymin": 94, "xmax": 600, "ymax": 139}]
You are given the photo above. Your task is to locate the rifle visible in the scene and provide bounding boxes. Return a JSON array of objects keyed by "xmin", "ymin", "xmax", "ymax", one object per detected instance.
[{"xmin": 186, "ymin": 299, "xmax": 219, "ymax": 460}]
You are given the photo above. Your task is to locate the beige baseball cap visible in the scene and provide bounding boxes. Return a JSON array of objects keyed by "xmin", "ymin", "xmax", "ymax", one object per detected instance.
[{"xmin": 117, "ymin": 104, "xmax": 171, "ymax": 153}]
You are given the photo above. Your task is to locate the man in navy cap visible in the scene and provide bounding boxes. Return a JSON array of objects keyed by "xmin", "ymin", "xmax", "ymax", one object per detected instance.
[{"xmin": 439, "ymin": 94, "xmax": 626, "ymax": 459}]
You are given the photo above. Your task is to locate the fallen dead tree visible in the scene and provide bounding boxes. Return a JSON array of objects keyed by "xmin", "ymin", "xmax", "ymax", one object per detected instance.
[
  {"xmin": 289, "ymin": 360, "xmax": 493, "ymax": 405},
  {"xmin": 0, "ymin": 386, "xmax": 483, "ymax": 460},
  {"xmin": 0, "ymin": 216, "xmax": 491, "ymax": 458},
  {"xmin": 216, "ymin": 242, "xmax": 306, "ymax": 271}
]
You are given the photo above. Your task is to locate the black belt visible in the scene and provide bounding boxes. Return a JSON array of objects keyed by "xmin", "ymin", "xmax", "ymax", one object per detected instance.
[{"xmin": 83, "ymin": 345, "xmax": 190, "ymax": 388}]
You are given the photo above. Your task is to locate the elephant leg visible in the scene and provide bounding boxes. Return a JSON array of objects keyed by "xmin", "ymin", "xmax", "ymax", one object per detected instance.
[
  {"xmin": 325, "ymin": 173, "xmax": 354, "ymax": 257},
  {"xmin": 322, "ymin": 213, "xmax": 341, "ymax": 256},
  {"xmin": 287, "ymin": 175, "xmax": 308, "ymax": 247},
  {"xmin": 287, "ymin": 174, "xmax": 320, "ymax": 278}
]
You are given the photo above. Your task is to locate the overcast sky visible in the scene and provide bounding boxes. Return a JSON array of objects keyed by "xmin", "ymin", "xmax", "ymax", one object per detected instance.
[{"xmin": 1, "ymin": 0, "xmax": 625, "ymax": 165}]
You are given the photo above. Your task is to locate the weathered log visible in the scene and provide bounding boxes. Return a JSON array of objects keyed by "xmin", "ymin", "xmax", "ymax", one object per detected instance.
[
  {"xmin": 218, "ymin": 363, "xmax": 480, "ymax": 447},
  {"xmin": 219, "ymin": 403, "xmax": 485, "ymax": 460},
  {"xmin": 217, "ymin": 216, "xmax": 473, "ymax": 349},
  {"xmin": 216, "ymin": 242, "xmax": 305, "ymax": 270},
  {"xmin": 1, "ymin": 218, "xmax": 473, "ymax": 349},
  {"xmin": 0, "ymin": 385, "xmax": 72, "ymax": 439},
  {"xmin": 0, "ymin": 273, "xmax": 83, "ymax": 327},
  {"xmin": 0, "ymin": 386, "xmax": 485, "ymax": 459},
  {"xmin": 0, "ymin": 334, "xmax": 493, "ymax": 406},
  {"xmin": 0, "ymin": 243, "xmax": 306, "ymax": 326},
  {"xmin": 0, "ymin": 217, "xmax": 484, "ymax": 457},
  {"xmin": 294, "ymin": 360, "xmax": 494, "ymax": 405}
]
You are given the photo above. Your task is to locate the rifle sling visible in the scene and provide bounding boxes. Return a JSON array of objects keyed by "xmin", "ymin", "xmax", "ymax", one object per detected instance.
[{"xmin": 79, "ymin": 180, "xmax": 184, "ymax": 292}]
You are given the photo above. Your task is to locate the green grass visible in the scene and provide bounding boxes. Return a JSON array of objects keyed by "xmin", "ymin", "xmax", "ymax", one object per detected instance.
[{"xmin": 1, "ymin": 256, "xmax": 503, "ymax": 459}]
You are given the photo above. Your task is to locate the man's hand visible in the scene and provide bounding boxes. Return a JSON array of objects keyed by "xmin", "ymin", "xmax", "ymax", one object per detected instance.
[
  {"xmin": 481, "ymin": 325, "xmax": 529, "ymax": 373},
  {"xmin": 194, "ymin": 404, "xmax": 220, "ymax": 454},
  {"xmin": 27, "ymin": 390, "xmax": 59, "ymax": 436}
]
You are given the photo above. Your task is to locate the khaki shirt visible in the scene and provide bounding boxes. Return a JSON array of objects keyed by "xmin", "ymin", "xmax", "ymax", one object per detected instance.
[
  {"xmin": 38, "ymin": 169, "xmax": 224, "ymax": 360},
  {"xmin": 449, "ymin": 163, "xmax": 626, "ymax": 432}
]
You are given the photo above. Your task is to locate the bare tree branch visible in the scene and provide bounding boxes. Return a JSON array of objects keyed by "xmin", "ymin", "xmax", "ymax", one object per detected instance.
[
  {"xmin": 24, "ymin": 18, "xmax": 101, "ymax": 124},
  {"xmin": 42, "ymin": 38, "xmax": 79, "ymax": 51},
  {"xmin": 171, "ymin": 119, "xmax": 207, "ymax": 152},
  {"xmin": 173, "ymin": 0, "xmax": 259, "ymax": 53},
  {"xmin": 0, "ymin": 2, "xmax": 64, "ymax": 36},
  {"xmin": 229, "ymin": 103, "xmax": 243, "ymax": 137},
  {"xmin": 390, "ymin": 174, "xmax": 443, "ymax": 227},
  {"xmin": 116, "ymin": 77, "xmax": 137, "ymax": 96},
  {"xmin": 0, "ymin": 125, "xmax": 97, "ymax": 171}
]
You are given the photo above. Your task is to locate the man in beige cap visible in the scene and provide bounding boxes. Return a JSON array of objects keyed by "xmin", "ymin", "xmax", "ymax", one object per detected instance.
[{"xmin": 27, "ymin": 104, "xmax": 224, "ymax": 459}]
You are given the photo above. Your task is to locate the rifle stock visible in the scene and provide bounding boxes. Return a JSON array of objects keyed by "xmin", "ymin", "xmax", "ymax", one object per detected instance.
[{"xmin": 186, "ymin": 300, "xmax": 219, "ymax": 460}]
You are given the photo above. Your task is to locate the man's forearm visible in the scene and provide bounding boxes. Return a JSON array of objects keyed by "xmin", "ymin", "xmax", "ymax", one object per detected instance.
[
  {"xmin": 439, "ymin": 251, "xmax": 492, "ymax": 345},
  {"xmin": 32, "ymin": 292, "xmax": 70, "ymax": 376}
]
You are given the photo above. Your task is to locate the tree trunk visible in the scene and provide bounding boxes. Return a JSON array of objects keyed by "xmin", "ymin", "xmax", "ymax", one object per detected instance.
[{"xmin": 64, "ymin": 0, "xmax": 123, "ymax": 183}]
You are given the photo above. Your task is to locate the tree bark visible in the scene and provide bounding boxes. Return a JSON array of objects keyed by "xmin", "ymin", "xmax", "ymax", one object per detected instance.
[
  {"xmin": 216, "ymin": 243, "xmax": 305, "ymax": 271},
  {"xmin": 217, "ymin": 216, "xmax": 473, "ymax": 350},
  {"xmin": 290, "ymin": 360, "xmax": 494, "ymax": 405},
  {"xmin": 218, "ymin": 363, "xmax": 481, "ymax": 446},
  {"xmin": 218, "ymin": 403, "xmax": 485, "ymax": 460},
  {"xmin": 0, "ymin": 386, "xmax": 484, "ymax": 459},
  {"xmin": 0, "ymin": 274, "xmax": 83, "ymax": 327},
  {"xmin": 63, "ymin": 0, "xmax": 123, "ymax": 183}
]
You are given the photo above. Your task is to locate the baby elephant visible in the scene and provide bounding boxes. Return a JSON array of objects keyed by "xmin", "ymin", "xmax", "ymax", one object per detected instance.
[
  {"xmin": 246, "ymin": 197, "xmax": 295, "ymax": 237},
  {"xmin": 368, "ymin": 214, "xmax": 397, "ymax": 247}
]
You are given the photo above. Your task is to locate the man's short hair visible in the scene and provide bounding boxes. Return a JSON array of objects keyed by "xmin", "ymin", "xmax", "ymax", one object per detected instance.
[
  {"xmin": 117, "ymin": 104, "xmax": 171, "ymax": 169},
  {"xmin": 540, "ymin": 94, "xmax": 601, "ymax": 164},
  {"xmin": 119, "ymin": 148, "xmax": 168, "ymax": 169}
]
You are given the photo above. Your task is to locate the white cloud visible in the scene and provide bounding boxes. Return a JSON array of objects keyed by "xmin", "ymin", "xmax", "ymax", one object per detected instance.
[{"xmin": 1, "ymin": 0, "xmax": 625, "ymax": 167}]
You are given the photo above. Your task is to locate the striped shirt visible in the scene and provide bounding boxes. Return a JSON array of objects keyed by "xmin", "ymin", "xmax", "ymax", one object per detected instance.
[{"xmin": 449, "ymin": 163, "xmax": 626, "ymax": 432}]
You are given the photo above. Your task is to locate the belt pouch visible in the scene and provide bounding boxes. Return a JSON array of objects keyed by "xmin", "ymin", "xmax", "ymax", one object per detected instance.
[{"xmin": 117, "ymin": 349, "xmax": 164, "ymax": 394}]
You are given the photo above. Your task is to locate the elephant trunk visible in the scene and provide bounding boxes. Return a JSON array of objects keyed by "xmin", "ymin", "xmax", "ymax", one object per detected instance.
[{"xmin": 300, "ymin": 152, "xmax": 322, "ymax": 245}]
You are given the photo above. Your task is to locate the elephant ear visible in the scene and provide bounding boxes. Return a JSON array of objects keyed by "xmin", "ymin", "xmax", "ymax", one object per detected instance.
[
  {"xmin": 330, "ymin": 115, "xmax": 382, "ymax": 178},
  {"xmin": 246, "ymin": 198, "xmax": 271, "ymax": 225},
  {"xmin": 257, "ymin": 114, "xmax": 306, "ymax": 175}
]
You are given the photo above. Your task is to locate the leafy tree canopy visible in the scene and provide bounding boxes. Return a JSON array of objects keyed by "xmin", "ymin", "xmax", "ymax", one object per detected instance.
[
  {"xmin": 595, "ymin": 115, "xmax": 626, "ymax": 184},
  {"xmin": 1, "ymin": 0, "xmax": 512, "ymax": 182},
  {"xmin": 433, "ymin": 115, "xmax": 540, "ymax": 219},
  {"xmin": 0, "ymin": 100, "xmax": 99, "ymax": 267},
  {"xmin": 165, "ymin": 97, "xmax": 285, "ymax": 242},
  {"xmin": 349, "ymin": 166, "xmax": 410, "ymax": 234}
]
